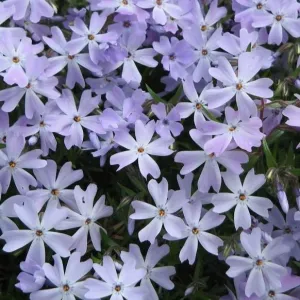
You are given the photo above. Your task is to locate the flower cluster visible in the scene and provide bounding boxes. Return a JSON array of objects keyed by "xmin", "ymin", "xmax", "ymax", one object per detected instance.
[{"xmin": 0, "ymin": 0, "xmax": 300, "ymax": 299}]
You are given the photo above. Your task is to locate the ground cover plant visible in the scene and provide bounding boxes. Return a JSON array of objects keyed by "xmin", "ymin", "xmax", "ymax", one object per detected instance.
[{"xmin": 0, "ymin": 0, "xmax": 300, "ymax": 299}]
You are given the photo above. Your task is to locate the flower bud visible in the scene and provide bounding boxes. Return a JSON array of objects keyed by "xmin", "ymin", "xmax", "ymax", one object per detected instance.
[
  {"xmin": 295, "ymin": 79, "xmax": 300, "ymax": 89},
  {"xmin": 276, "ymin": 183, "xmax": 289, "ymax": 213},
  {"xmin": 28, "ymin": 136, "xmax": 38, "ymax": 146}
]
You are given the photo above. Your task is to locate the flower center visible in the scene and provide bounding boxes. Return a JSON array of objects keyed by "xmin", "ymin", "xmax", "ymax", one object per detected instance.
[
  {"xmin": 236, "ymin": 83, "xmax": 243, "ymax": 90},
  {"xmin": 40, "ymin": 121, "xmax": 45, "ymax": 127},
  {"xmin": 285, "ymin": 227, "xmax": 292, "ymax": 234},
  {"xmin": 158, "ymin": 209, "xmax": 166, "ymax": 217},
  {"xmin": 123, "ymin": 21, "xmax": 131, "ymax": 28},
  {"xmin": 268, "ymin": 291, "xmax": 275, "ymax": 297},
  {"xmin": 63, "ymin": 284, "xmax": 70, "ymax": 292},
  {"xmin": 156, "ymin": 0, "xmax": 162, "ymax": 5},
  {"xmin": 26, "ymin": 83, "xmax": 31, "ymax": 89},
  {"xmin": 137, "ymin": 147, "xmax": 144, "ymax": 153},
  {"xmin": 256, "ymin": 259, "xmax": 264, "ymax": 266},
  {"xmin": 35, "ymin": 230, "xmax": 43, "ymax": 237},
  {"xmin": 276, "ymin": 15, "xmax": 282, "ymax": 21},
  {"xmin": 12, "ymin": 56, "xmax": 20, "ymax": 63},
  {"xmin": 68, "ymin": 55, "xmax": 75, "ymax": 60},
  {"xmin": 256, "ymin": 3, "xmax": 263, "ymax": 9},
  {"xmin": 115, "ymin": 285, "xmax": 121, "ymax": 292},
  {"xmin": 51, "ymin": 189, "xmax": 60, "ymax": 196},
  {"xmin": 169, "ymin": 54, "xmax": 176, "ymax": 61},
  {"xmin": 239, "ymin": 194, "xmax": 246, "ymax": 201},
  {"xmin": 196, "ymin": 103, "xmax": 202, "ymax": 110},
  {"xmin": 73, "ymin": 116, "xmax": 81, "ymax": 122},
  {"xmin": 162, "ymin": 119, "xmax": 169, "ymax": 125},
  {"xmin": 85, "ymin": 218, "xmax": 92, "ymax": 225},
  {"xmin": 192, "ymin": 227, "xmax": 199, "ymax": 235},
  {"xmin": 201, "ymin": 25, "xmax": 207, "ymax": 31},
  {"xmin": 229, "ymin": 126, "xmax": 236, "ymax": 132},
  {"xmin": 122, "ymin": 0, "xmax": 128, "ymax": 5},
  {"xmin": 202, "ymin": 49, "xmax": 208, "ymax": 56},
  {"xmin": 88, "ymin": 34, "xmax": 95, "ymax": 40},
  {"xmin": 9, "ymin": 161, "xmax": 16, "ymax": 168},
  {"xmin": 209, "ymin": 153, "xmax": 215, "ymax": 158}
]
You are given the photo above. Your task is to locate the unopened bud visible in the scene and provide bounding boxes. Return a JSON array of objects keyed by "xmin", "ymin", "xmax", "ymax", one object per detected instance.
[
  {"xmin": 128, "ymin": 218, "xmax": 135, "ymax": 236},
  {"xmin": 276, "ymin": 183, "xmax": 289, "ymax": 213},
  {"xmin": 28, "ymin": 136, "xmax": 38, "ymax": 146},
  {"xmin": 295, "ymin": 79, "xmax": 300, "ymax": 89},
  {"xmin": 184, "ymin": 286, "xmax": 194, "ymax": 296}
]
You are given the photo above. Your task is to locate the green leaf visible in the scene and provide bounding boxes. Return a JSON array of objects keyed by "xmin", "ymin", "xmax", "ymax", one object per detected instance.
[
  {"xmin": 263, "ymin": 139, "xmax": 277, "ymax": 168},
  {"xmin": 291, "ymin": 168, "xmax": 300, "ymax": 176},
  {"xmin": 146, "ymin": 84, "xmax": 167, "ymax": 104},
  {"xmin": 169, "ymin": 84, "xmax": 183, "ymax": 105},
  {"xmin": 201, "ymin": 106, "xmax": 220, "ymax": 122},
  {"xmin": 0, "ymin": 143, "xmax": 5, "ymax": 149},
  {"xmin": 266, "ymin": 129, "xmax": 284, "ymax": 145},
  {"xmin": 286, "ymin": 142, "xmax": 295, "ymax": 167}
]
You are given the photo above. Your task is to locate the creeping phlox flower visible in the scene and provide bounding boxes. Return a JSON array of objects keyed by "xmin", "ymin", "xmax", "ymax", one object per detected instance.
[
  {"xmin": 252, "ymin": 0, "xmax": 300, "ymax": 45},
  {"xmin": 165, "ymin": 200, "xmax": 225, "ymax": 264},
  {"xmin": 110, "ymin": 120, "xmax": 174, "ymax": 179},
  {"xmin": 212, "ymin": 169, "xmax": 273, "ymax": 230},
  {"xmin": 121, "ymin": 241, "xmax": 176, "ymax": 300},
  {"xmin": 56, "ymin": 183, "xmax": 113, "ymax": 255},
  {"xmin": 49, "ymin": 89, "xmax": 105, "ymax": 149},
  {"xmin": 130, "ymin": 177, "xmax": 187, "ymax": 243},
  {"xmin": 200, "ymin": 106, "xmax": 264, "ymax": 156},
  {"xmin": 0, "ymin": 134, "xmax": 47, "ymax": 193},
  {"xmin": 226, "ymin": 228, "xmax": 290, "ymax": 297},
  {"xmin": 204, "ymin": 52, "xmax": 274, "ymax": 118},
  {"xmin": 84, "ymin": 255, "xmax": 146, "ymax": 300},
  {"xmin": 27, "ymin": 159, "xmax": 83, "ymax": 211},
  {"xmin": 31, "ymin": 252, "xmax": 93, "ymax": 300},
  {"xmin": 1, "ymin": 200, "xmax": 72, "ymax": 265},
  {"xmin": 175, "ymin": 121, "xmax": 249, "ymax": 193}
]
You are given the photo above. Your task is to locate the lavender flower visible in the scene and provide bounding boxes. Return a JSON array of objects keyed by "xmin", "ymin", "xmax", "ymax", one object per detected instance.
[
  {"xmin": 4, "ymin": 0, "xmax": 54, "ymax": 23},
  {"xmin": 56, "ymin": 184, "xmax": 113, "ymax": 255},
  {"xmin": 212, "ymin": 169, "xmax": 273, "ymax": 230},
  {"xmin": 27, "ymin": 160, "xmax": 83, "ymax": 211},
  {"xmin": 0, "ymin": 56, "xmax": 60, "ymax": 119},
  {"xmin": 151, "ymin": 103, "xmax": 183, "ymax": 138},
  {"xmin": 226, "ymin": 228, "xmax": 290, "ymax": 297},
  {"xmin": 130, "ymin": 177, "xmax": 187, "ymax": 243},
  {"xmin": 43, "ymin": 26, "xmax": 99, "ymax": 88},
  {"xmin": 183, "ymin": 26, "xmax": 227, "ymax": 82},
  {"xmin": 106, "ymin": 30, "xmax": 158, "ymax": 84},
  {"xmin": 169, "ymin": 201, "xmax": 225, "ymax": 264},
  {"xmin": 1, "ymin": 201, "xmax": 73, "ymax": 265},
  {"xmin": 16, "ymin": 259, "xmax": 45, "ymax": 293},
  {"xmin": 49, "ymin": 89, "xmax": 105, "ymax": 149},
  {"xmin": 152, "ymin": 36, "xmax": 195, "ymax": 80},
  {"xmin": 176, "ymin": 76, "xmax": 221, "ymax": 125},
  {"xmin": 175, "ymin": 126, "xmax": 249, "ymax": 193},
  {"xmin": 136, "ymin": 0, "xmax": 182, "ymax": 25},
  {"xmin": 66, "ymin": 12, "xmax": 118, "ymax": 64},
  {"xmin": 0, "ymin": 134, "xmax": 47, "ymax": 193},
  {"xmin": 0, "ymin": 33, "xmax": 43, "ymax": 87},
  {"xmin": 252, "ymin": 0, "xmax": 300, "ymax": 45},
  {"xmin": 31, "ymin": 252, "xmax": 92, "ymax": 300},
  {"xmin": 121, "ymin": 241, "xmax": 176, "ymax": 300},
  {"xmin": 200, "ymin": 107, "xmax": 264, "ymax": 156},
  {"xmin": 110, "ymin": 120, "xmax": 174, "ymax": 179},
  {"xmin": 84, "ymin": 255, "xmax": 146, "ymax": 300},
  {"xmin": 204, "ymin": 53, "xmax": 273, "ymax": 118}
]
